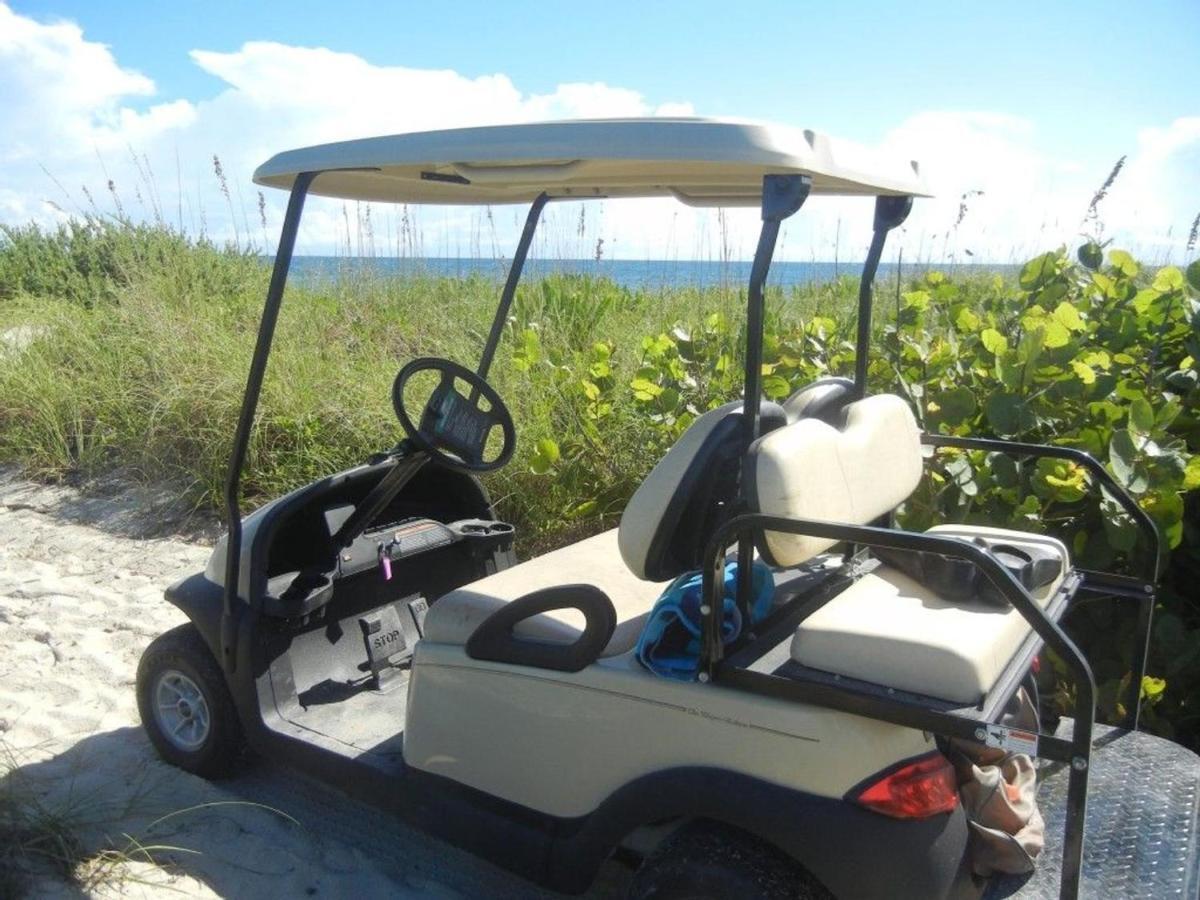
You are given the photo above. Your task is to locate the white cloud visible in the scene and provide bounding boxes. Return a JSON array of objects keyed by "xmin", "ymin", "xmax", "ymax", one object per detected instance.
[
  {"xmin": 0, "ymin": 1, "xmax": 1194, "ymax": 265},
  {"xmin": 1102, "ymin": 117, "xmax": 1200, "ymax": 257}
]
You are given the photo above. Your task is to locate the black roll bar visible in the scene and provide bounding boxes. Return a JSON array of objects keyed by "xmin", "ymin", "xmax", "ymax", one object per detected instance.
[
  {"xmin": 221, "ymin": 171, "xmax": 315, "ymax": 673},
  {"xmin": 698, "ymin": 512, "xmax": 1097, "ymax": 900},
  {"xmin": 852, "ymin": 195, "xmax": 913, "ymax": 400},
  {"xmin": 732, "ymin": 175, "xmax": 811, "ymax": 623},
  {"xmin": 922, "ymin": 433, "xmax": 1163, "ymax": 582},
  {"xmin": 741, "ymin": 174, "xmax": 812, "ymax": 450},
  {"xmin": 924, "ymin": 432, "xmax": 1162, "ymax": 735}
]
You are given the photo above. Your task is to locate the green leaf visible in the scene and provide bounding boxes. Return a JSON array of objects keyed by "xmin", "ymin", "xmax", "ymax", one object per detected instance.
[
  {"xmin": 1013, "ymin": 494, "xmax": 1042, "ymax": 518},
  {"xmin": 931, "ymin": 386, "xmax": 977, "ymax": 423},
  {"xmin": 986, "ymin": 392, "xmax": 1035, "ymax": 436},
  {"xmin": 955, "ymin": 307, "xmax": 981, "ymax": 332},
  {"xmin": 1039, "ymin": 319, "xmax": 1071, "ymax": 349},
  {"xmin": 1051, "ymin": 301, "xmax": 1084, "ymax": 332},
  {"xmin": 1184, "ymin": 455, "xmax": 1200, "ymax": 490},
  {"xmin": 987, "ymin": 452, "xmax": 1020, "ymax": 488},
  {"xmin": 1141, "ymin": 676, "xmax": 1167, "ymax": 699},
  {"xmin": 1129, "ymin": 397, "xmax": 1155, "ymax": 435},
  {"xmin": 1187, "ymin": 259, "xmax": 1200, "ymax": 292},
  {"xmin": 1109, "ymin": 429, "xmax": 1149, "ymax": 493},
  {"xmin": 1019, "ymin": 251, "xmax": 1059, "ymax": 290},
  {"xmin": 630, "ymin": 377, "xmax": 663, "ymax": 401},
  {"xmin": 1152, "ymin": 266, "xmax": 1185, "ymax": 292},
  {"xmin": 762, "ymin": 374, "xmax": 791, "ymax": 400},
  {"xmin": 1109, "ymin": 249, "xmax": 1139, "ymax": 277},
  {"xmin": 981, "ymin": 328, "xmax": 1008, "ymax": 355},
  {"xmin": 1032, "ymin": 457, "xmax": 1089, "ymax": 503},
  {"xmin": 1017, "ymin": 326, "xmax": 1046, "ymax": 371},
  {"xmin": 1070, "ymin": 360, "xmax": 1097, "ymax": 385},
  {"xmin": 529, "ymin": 438, "xmax": 560, "ymax": 474},
  {"xmin": 944, "ymin": 453, "xmax": 978, "ymax": 496},
  {"xmin": 1077, "ymin": 242, "xmax": 1104, "ymax": 270},
  {"xmin": 1103, "ymin": 509, "xmax": 1139, "ymax": 552},
  {"xmin": 567, "ymin": 499, "xmax": 598, "ymax": 519}
]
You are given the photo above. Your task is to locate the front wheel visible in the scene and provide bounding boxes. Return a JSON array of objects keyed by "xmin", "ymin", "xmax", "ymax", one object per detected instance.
[{"xmin": 136, "ymin": 624, "xmax": 245, "ymax": 778}]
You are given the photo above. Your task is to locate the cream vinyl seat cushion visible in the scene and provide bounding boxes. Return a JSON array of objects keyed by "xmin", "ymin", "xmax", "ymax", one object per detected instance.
[
  {"xmin": 749, "ymin": 393, "xmax": 925, "ymax": 567},
  {"xmin": 790, "ymin": 526, "xmax": 1070, "ymax": 704},
  {"xmin": 423, "ymin": 528, "xmax": 669, "ymax": 657}
]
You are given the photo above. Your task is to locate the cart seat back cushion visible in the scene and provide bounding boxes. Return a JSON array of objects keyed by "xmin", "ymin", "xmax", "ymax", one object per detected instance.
[
  {"xmin": 748, "ymin": 393, "xmax": 924, "ymax": 567},
  {"xmin": 791, "ymin": 526, "xmax": 1070, "ymax": 704},
  {"xmin": 781, "ymin": 375, "xmax": 855, "ymax": 425},
  {"xmin": 424, "ymin": 528, "xmax": 668, "ymax": 657},
  {"xmin": 618, "ymin": 400, "xmax": 786, "ymax": 581}
]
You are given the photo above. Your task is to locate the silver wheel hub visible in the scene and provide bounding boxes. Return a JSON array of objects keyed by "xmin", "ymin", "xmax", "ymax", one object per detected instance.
[{"xmin": 153, "ymin": 669, "xmax": 211, "ymax": 752}]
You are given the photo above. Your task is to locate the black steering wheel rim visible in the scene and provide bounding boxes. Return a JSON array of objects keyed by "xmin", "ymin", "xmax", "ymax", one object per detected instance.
[{"xmin": 391, "ymin": 357, "xmax": 516, "ymax": 474}]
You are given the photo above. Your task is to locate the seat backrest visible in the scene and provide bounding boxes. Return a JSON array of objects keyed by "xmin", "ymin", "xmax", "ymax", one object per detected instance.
[
  {"xmin": 747, "ymin": 393, "xmax": 923, "ymax": 567},
  {"xmin": 782, "ymin": 375, "xmax": 855, "ymax": 425},
  {"xmin": 618, "ymin": 400, "xmax": 786, "ymax": 581}
]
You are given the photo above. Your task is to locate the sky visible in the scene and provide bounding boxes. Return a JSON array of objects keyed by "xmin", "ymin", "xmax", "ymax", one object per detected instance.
[{"xmin": 1, "ymin": 0, "xmax": 1197, "ymax": 263}]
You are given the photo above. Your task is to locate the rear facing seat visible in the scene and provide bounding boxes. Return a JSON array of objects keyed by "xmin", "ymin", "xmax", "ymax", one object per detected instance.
[{"xmin": 749, "ymin": 394, "xmax": 1071, "ymax": 705}]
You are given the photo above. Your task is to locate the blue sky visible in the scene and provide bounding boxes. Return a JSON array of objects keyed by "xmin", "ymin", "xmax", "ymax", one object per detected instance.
[{"xmin": 2, "ymin": 0, "xmax": 1197, "ymax": 261}]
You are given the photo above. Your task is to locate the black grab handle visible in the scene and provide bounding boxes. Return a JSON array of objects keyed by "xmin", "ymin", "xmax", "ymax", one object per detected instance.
[{"xmin": 466, "ymin": 584, "xmax": 617, "ymax": 672}]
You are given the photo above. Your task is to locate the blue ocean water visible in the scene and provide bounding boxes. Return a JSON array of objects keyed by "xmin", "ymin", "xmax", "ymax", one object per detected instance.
[{"xmin": 288, "ymin": 256, "xmax": 1009, "ymax": 290}]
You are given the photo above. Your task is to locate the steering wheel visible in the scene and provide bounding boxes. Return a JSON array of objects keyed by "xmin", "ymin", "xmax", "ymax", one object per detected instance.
[{"xmin": 392, "ymin": 357, "xmax": 516, "ymax": 474}]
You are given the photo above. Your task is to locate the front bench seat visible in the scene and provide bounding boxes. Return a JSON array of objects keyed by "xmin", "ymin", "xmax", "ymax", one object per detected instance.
[
  {"xmin": 748, "ymin": 394, "xmax": 1071, "ymax": 705},
  {"xmin": 424, "ymin": 399, "xmax": 786, "ymax": 662},
  {"xmin": 423, "ymin": 528, "xmax": 667, "ymax": 657}
]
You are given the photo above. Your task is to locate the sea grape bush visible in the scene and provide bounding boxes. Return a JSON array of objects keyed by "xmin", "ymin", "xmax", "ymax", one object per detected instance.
[{"xmin": 521, "ymin": 247, "xmax": 1200, "ymax": 746}]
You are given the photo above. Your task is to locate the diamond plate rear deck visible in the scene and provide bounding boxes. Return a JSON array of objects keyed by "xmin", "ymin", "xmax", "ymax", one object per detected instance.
[{"xmin": 985, "ymin": 723, "xmax": 1200, "ymax": 899}]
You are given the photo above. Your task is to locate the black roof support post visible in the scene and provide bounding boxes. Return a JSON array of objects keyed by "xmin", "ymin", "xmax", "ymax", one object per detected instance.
[
  {"xmin": 741, "ymin": 174, "xmax": 811, "ymax": 452},
  {"xmin": 221, "ymin": 171, "xmax": 316, "ymax": 674},
  {"xmin": 852, "ymin": 194, "xmax": 913, "ymax": 400},
  {"xmin": 717, "ymin": 175, "xmax": 810, "ymax": 666},
  {"xmin": 476, "ymin": 192, "xmax": 549, "ymax": 381}
]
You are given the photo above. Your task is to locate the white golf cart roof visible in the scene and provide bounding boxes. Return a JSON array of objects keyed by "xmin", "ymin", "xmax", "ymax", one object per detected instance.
[{"xmin": 253, "ymin": 118, "xmax": 928, "ymax": 206}]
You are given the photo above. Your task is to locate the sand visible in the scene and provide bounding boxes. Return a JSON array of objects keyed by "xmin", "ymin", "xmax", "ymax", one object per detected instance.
[{"xmin": 0, "ymin": 468, "xmax": 624, "ymax": 898}]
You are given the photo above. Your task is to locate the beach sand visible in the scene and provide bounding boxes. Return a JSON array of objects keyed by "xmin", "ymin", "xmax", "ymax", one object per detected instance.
[{"xmin": 0, "ymin": 468, "xmax": 626, "ymax": 898}]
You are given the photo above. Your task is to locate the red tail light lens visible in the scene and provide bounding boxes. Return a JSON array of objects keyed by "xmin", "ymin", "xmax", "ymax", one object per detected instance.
[{"xmin": 852, "ymin": 752, "xmax": 959, "ymax": 819}]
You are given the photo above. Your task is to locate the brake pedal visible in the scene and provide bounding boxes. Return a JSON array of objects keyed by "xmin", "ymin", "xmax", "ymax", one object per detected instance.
[{"xmin": 358, "ymin": 601, "xmax": 419, "ymax": 690}]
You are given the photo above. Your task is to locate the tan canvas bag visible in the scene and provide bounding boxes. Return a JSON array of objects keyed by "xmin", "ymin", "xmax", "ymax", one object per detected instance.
[{"xmin": 950, "ymin": 688, "xmax": 1045, "ymax": 875}]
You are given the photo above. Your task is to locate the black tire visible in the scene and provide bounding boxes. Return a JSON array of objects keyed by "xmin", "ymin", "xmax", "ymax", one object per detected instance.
[
  {"xmin": 628, "ymin": 821, "xmax": 832, "ymax": 900},
  {"xmin": 136, "ymin": 623, "xmax": 245, "ymax": 778}
]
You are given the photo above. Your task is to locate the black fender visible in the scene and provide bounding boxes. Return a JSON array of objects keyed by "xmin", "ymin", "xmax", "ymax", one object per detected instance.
[
  {"xmin": 163, "ymin": 572, "xmax": 226, "ymax": 661},
  {"xmin": 548, "ymin": 767, "xmax": 972, "ymax": 899}
]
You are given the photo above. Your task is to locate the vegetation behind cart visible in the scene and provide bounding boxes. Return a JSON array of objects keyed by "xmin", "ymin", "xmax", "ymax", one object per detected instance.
[{"xmin": 1, "ymin": 218, "xmax": 1198, "ymax": 749}]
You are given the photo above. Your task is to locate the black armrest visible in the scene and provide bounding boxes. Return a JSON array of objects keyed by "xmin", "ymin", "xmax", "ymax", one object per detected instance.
[{"xmin": 465, "ymin": 584, "xmax": 617, "ymax": 672}]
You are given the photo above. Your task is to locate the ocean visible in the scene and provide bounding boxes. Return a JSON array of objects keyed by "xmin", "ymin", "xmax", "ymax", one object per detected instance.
[{"xmin": 287, "ymin": 256, "xmax": 1009, "ymax": 290}]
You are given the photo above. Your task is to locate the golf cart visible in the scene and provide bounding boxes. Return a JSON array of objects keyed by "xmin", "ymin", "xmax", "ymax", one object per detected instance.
[{"xmin": 136, "ymin": 119, "xmax": 1200, "ymax": 899}]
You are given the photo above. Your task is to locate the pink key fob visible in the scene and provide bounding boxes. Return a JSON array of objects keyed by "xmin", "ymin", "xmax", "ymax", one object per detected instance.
[{"xmin": 379, "ymin": 545, "xmax": 393, "ymax": 581}]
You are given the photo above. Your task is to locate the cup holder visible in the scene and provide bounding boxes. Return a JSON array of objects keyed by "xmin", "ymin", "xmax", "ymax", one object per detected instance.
[{"xmin": 455, "ymin": 519, "xmax": 514, "ymax": 536}]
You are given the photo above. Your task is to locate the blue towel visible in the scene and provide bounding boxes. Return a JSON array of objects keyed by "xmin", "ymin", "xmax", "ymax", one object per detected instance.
[{"xmin": 636, "ymin": 560, "xmax": 774, "ymax": 681}]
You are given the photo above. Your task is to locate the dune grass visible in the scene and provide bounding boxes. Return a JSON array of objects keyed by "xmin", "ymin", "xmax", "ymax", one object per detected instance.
[{"xmin": 0, "ymin": 218, "xmax": 861, "ymax": 547}]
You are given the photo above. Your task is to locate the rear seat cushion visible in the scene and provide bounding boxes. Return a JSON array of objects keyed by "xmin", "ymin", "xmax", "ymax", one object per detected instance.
[
  {"xmin": 790, "ymin": 527, "xmax": 1070, "ymax": 704},
  {"xmin": 749, "ymin": 394, "xmax": 924, "ymax": 567},
  {"xmin": 424, "ymin": 529, "xmax": 668, "ymax": 658}
]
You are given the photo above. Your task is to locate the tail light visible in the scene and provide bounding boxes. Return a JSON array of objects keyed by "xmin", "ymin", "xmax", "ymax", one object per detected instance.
[{"xmin": 852, "ymin": 752, "xmax": 958, "ymax": 819}]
